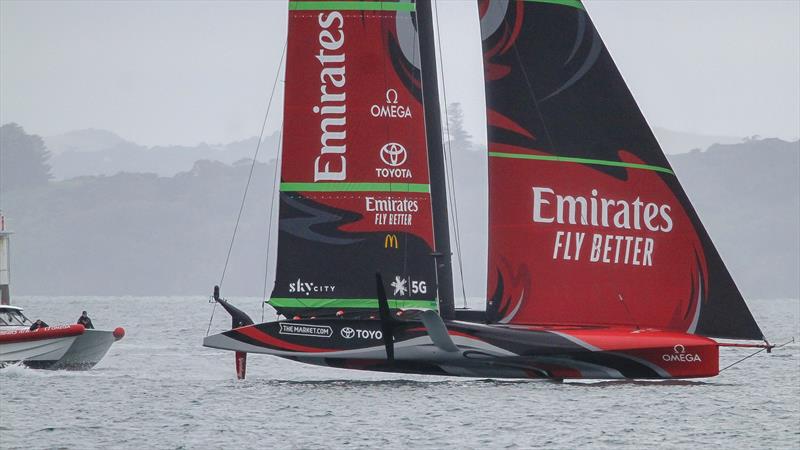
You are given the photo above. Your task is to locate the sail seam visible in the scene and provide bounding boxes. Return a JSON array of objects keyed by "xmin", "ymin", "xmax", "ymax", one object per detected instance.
[
  {"xmin": 288, "ymin": 1, "xmax": 415, "ymax": 11},
  {"xmin": 488, "ymin": 152, "xmax": 674, "ymax": 175},
  {"xmin": 280, "ymin": 182, "xmax": 430, "ymax": 193},
  {"xmin": 523, "ymin": 0, "xmax": 585, "ymax": 11}
]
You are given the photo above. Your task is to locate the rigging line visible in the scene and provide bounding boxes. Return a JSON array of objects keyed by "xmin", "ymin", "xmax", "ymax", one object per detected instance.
[
  {"xmin": 718, "ymin": 337, "xmax": 795, "ymax": 372},
  {"xmin": 218, "ymin": 41, "xmax": 287, "ymax": 289},
  {"xmin": 512, "ymin": 44, "xmax": 557, "ymax": 152},
  {"xmin": 205, "ymin": 300, "xmax": 217, "ymax": 337},
  {"xmin": 414, "ymin": 5, "xmax": 445, "ymax": 312},
  {"xmin": 719, "ymin": 347, "xmax": 766, "ymax": 372},
  {"xmin": 262, "ymin": 120, "xmax": 285, "ymax": 323},
  {"xmin": 208, "ymin": 41, "xmax": 286, "ymax": 336},
  {"xmin": 438, "ymin": 26, "xmax": 467, "ymax": 309},
  {"xmin": 432, "ymin": 0, "xmax": 463, "ymax": 292},
  {"xmin": 718, "ymin": 338, "xmax": 793, "ymax": 372},
  {"xmin": 433, "ymin": 0, "xmax": 468, "ymax": 308}
]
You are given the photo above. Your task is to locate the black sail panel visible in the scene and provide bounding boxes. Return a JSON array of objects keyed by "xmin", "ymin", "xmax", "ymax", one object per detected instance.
[{"xmin": 478, "ymin": 0, "xmax": 763, "ymax": 340}]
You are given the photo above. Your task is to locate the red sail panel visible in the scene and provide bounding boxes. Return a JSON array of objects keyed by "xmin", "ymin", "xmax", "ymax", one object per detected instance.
[
  {"xmin": 479, "ymin": 0, "xmax": 763, "ymax": 340},
  {"xmin": 270, "ymin": 0, "xmax": 438, "ymax": 317}
]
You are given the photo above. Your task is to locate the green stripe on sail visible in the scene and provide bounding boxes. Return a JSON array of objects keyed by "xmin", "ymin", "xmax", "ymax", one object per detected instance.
[
  {"xmin": 523, "ymin": 0, "xmax": 584, "ymax": 11},
  {"xmin": 280, "ymin": 182, "xmax": 430, "ymax": 193},
  {"xmin": 488, "ymin": 152, "xmax": 674, "ymax": 175},
  {"xmin": 268, "ymin": 298, "xmax": 438, "ymax": 310},
  {"xmin": 288, "ymin": 1, "xmax": 415, "ymax": 11}
]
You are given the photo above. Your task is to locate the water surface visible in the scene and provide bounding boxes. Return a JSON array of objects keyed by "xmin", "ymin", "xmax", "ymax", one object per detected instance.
[{"xmin": 1, "ymin": 297, "xmax": 798, "ymax": 449}]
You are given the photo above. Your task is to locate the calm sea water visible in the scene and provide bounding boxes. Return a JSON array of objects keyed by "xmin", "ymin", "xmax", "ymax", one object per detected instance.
[{"xmin": 1, "ymin": 296, "xmax": 798, "ymax": 449}]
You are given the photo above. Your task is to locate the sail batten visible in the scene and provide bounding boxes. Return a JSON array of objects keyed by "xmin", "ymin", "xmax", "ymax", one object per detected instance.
[
  {"xmin": 280, "ymin": 182, "xmax": 431, "ymax": 193},
  {"xmin": 523, "ymin": 0, "xmax": 584, "ymax": 11},
  {"xmin": 488, "ymin": 152, "xmax": 675, "ymax": 175},
  {"xmin": 288, "ymin": 1, "xmax": 416, "ymax": 12}
]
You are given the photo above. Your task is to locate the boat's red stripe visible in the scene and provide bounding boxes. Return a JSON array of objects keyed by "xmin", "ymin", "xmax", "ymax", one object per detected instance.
[
  {"xmin": 235, "ymin": 326, "xmax": 333, "ymax": 353},
  {"xmin": 0, "ymin": 324, "xmax": 85, "ymax": 343}
]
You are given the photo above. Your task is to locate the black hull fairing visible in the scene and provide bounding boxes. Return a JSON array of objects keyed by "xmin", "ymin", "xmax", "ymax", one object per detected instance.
[{"xmin": 203, "ymin": 318, "xmax": 720, "ymax": 379}]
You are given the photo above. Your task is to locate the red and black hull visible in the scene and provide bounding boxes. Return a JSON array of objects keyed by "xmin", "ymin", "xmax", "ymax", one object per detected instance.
[{"xmin": 204, "ymin": 318, "xmax": 720, "ymax": 379}]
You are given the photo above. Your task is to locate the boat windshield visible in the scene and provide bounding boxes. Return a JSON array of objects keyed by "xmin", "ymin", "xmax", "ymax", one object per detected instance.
[{"xmin": 0, "ymin": 310, "xmax": 31, "ymax": 326}]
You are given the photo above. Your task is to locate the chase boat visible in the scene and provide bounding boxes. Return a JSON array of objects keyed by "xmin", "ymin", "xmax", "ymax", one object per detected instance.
[{"xmin": 0, "ymin": 305, "xmax": 125, "ymax": 370}]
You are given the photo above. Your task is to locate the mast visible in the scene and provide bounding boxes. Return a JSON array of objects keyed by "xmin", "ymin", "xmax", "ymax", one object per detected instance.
[{"xmin": 417, "ymin": 0, "xmax": 455, "ymax": 320}]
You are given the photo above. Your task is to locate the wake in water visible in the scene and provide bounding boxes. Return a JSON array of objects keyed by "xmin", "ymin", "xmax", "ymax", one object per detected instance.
[{"xmin": 0, "ymin": 361, "xmax": 30, "ymax": 377}]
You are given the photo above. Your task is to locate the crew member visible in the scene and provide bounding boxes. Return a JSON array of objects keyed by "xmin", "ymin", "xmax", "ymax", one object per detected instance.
[
  {"xmin": 29, "ymin": 319, "xmax": 49, "ymax": 331},
  {"xmin": 77, "ymin": 311, "xmax": 94, "ymax": 329}
]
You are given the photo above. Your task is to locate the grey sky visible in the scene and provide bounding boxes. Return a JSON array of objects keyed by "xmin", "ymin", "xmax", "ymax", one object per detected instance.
[{"xmin": 1, "ymin": 0, "xmax": 798, "ymax": 147}]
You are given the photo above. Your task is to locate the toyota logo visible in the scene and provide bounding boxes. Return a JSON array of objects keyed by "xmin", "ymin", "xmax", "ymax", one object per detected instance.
[
  {"xmin": 341, "ymin": 327, "xmax": 355, "ymax": 339},
  {"xmin": 380, "ymin": 142, "xmax": 408, "ymax": 167}
]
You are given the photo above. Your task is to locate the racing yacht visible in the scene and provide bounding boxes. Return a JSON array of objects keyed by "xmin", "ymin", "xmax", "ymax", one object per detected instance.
[{"xmin": 204, "ymin": 0, "xmax": 773, "ymax": 380}]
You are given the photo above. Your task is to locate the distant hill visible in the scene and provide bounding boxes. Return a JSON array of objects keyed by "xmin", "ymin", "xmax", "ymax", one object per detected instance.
[
  {"xmin": 45, "ymin": 129, "xmax": 134, "ymax": 154},
  {"xmin": 652, "ymin": 127, "xmax": 742, "ymax": 155},
  {"xmin": 39, "ymin": 126, "xmax": 747, "ymax": 180},
  {"xmin": 43, "ymin": 129, "xmax": 280, "ymax": 179},
  {"xmin": 2, "ymin": 132, "xmax": 798, "ymax": 299},
  {"xmin": 3, "ymin": 159, "xmax": 279, "ymax": 296},
  {"xmin": 669, "ymin": 138, "xmax": 800, "ymax": 299}
]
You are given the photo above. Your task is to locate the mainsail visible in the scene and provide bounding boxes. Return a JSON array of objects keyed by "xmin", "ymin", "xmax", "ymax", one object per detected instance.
[
  {"xmin": 269, "ymin": 0, "xmax": 439, "ymax": 317},
  {"xmin": 478, "ymin": 0, "xmax": 763, "ymax": 340}
]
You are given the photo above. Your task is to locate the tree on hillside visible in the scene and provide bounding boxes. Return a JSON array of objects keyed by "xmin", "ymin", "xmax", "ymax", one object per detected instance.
[
  {"xmin": 0, "ymin": 123, "xmax": 52, "ymax": 192},
  {"xmin": 446, "ymin": 102, "xmax": 474, "ymax": 152}
]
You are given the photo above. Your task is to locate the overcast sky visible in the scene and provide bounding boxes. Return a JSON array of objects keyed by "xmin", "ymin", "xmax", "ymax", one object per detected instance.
[{"xmin": 1, "ymin": 0, "xmax": 798, "ymax": 147}]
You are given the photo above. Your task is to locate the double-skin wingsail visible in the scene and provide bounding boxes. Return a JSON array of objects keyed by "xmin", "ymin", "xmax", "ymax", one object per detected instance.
[
  {"xmin": 478, "ymin": 0, "xmax": 763, "ymax": 340},
  {"xmin": 269, "ymin": 0, "xmax": 438, "ymax": 318}
]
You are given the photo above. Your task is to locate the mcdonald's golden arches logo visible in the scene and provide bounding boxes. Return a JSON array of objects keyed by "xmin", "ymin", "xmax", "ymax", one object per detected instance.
[{"xmin": 384, "ymin": 234, "xmax": 399, "ymax": 249}]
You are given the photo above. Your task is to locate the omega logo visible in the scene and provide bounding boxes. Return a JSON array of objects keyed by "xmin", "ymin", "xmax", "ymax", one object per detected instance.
[{"xmin": 385, "ymin": 88, "xmax": 398, "ymax": 104}]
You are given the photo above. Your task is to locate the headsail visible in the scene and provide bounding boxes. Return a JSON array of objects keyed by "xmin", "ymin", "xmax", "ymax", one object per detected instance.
[
  {"xmin": 478, "ymin": 0, "xmax": 763, "ymax": 340},
  {"xmin": 269, "ymin": 0, "xmax": 438, "ymax": 318}
]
